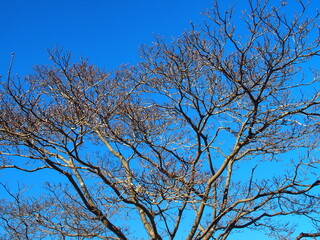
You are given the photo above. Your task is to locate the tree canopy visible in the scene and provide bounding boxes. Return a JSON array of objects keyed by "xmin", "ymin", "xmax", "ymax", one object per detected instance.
[{"xmin": 0, "ymin": 0, "xmax": 320, "ymax": 239}]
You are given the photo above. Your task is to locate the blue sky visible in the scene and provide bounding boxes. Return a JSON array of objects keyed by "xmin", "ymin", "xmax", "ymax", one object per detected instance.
[
  {"xmin": 1, "ymin": 0, "xmax": 318, "ymax": 75},
  {"xmin": 1, "ymin": 0, "xmax": 319, "ymax": 239},
  {"xmin": 1, "ymin": 0, "xmax": 211, "ymax": 76}
]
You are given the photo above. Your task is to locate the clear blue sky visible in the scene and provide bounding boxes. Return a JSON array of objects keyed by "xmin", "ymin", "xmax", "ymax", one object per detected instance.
[
  {"xmin": 1, "ymin": 0, "xmax": 211, "ymax": 76},
  {"xmin": 1, "ymin": 0, "xmax": 319, "ymax": 239}
]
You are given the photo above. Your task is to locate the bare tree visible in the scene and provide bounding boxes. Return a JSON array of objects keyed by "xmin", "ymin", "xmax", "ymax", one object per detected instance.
[{"xmin": 1, "ymin": 0, "xmax": 320, "ymax": 239}]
